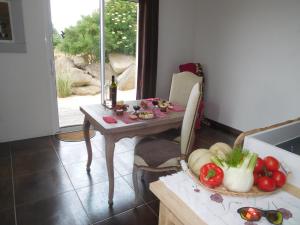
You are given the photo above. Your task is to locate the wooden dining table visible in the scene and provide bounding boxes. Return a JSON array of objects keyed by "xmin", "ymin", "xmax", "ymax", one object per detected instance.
[{"xmin": 80, "ymin": 101, "xmax": 185, "ymax": 205}]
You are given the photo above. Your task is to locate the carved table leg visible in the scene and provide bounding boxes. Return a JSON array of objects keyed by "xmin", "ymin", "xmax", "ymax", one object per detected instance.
[
  {"xmin": 83, "ymin": 117, "xmax": 93, "ymax": 172},
  {"xmin": 104, "ymin": 135, "xmax": 116, "ymax": 206}
]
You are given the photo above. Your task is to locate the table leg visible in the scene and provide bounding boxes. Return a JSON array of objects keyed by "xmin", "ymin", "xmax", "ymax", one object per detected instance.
[
  {"xmin": 83, "ymin": 117, "xmax": 93, "ymax": 172},
  {"xmin": 104, "ymin": 135, "xmax": 115, "ymax": 206}
]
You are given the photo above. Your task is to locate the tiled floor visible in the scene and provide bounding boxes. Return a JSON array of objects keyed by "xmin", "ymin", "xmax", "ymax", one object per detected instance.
[{"xmin": 0, "ymin": 125, "xmax": 236, "ymax": 225}]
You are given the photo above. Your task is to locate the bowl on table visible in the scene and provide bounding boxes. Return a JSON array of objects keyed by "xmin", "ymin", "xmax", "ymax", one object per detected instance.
[
  {"xmin": 140, "ymin": 100, "xmax": 148, "ymax": 109},
  {"xmin": 158, "ymin": 100, "xmax": 171, "ymax": 112},
  {"xmin": 115, "ymin": 109, "xmax": 124, "ymax": 116},
  {"xmin": 114, "ymin": 103, "xmax": 128, "ymax": 116}
]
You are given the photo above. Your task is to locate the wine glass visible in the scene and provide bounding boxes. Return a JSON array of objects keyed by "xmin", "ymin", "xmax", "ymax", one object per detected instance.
[
  {"xmin": 152, "ymin": 100, "xmax": 159, "ymax": 109},
  {"xmin": 133, "ymin": 105, "xmax": 141, "ymax": 114}
]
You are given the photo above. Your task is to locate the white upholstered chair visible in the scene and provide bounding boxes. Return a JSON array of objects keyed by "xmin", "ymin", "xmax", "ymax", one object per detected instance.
[
  {"xmin": 132, "ymin": 83, "xmax": 202, "ymax": 198},
  {"xmin": 169, "ymin": 71, "xmax": 203, "ymax": 107},
  {"xmin": 159, "ymin": 71, "xmax": 203, "ymax": 142}
]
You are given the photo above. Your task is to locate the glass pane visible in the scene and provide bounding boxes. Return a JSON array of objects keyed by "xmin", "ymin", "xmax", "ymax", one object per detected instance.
[{"xmin": 104, "ymin": 0, "xmax": 138, "ymax": 103}]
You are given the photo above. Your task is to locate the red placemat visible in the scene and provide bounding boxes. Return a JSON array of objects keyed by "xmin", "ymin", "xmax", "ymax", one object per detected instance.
[
  {"xmin": 115, "ymin": 110, "xmax": 168, "ymax": 124},
  {"xmin": 103, "ymin": 116, "xmax": 117, "ymax": 124}
]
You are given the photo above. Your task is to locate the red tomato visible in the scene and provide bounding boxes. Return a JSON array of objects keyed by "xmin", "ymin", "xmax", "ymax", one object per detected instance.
[
  {"xmin": 271, "ymin": 170, "xmax": 286, "ymax": 188},
  {"xmin": 253, "ymin": 172, "xmax": 262, "ymax": 185},
  {"xmin": 264, "ymin": 156, "xmax": 279, "ymax": 171},
  {"xmin": 257, "ymin": 176, "xmax": 276, "ymax": 192},
  {"xmin": 254, "ymin": 157, "xmax": 264, "ymax": 173}
]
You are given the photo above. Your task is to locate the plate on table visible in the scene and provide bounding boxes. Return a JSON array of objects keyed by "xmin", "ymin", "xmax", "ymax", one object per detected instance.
[{"xmin": 138, "ymin": 112, "xmax": 155, "ymax": 120}]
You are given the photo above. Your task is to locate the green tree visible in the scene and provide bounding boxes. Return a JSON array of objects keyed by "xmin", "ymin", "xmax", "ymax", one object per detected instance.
[
  {"xmin": 52, "ymin": 28, "xmax": 62, "ymax": 47},
  {"xmin": 58, "ymin": 12, "xmax": 100, "ymax": 62},
  {"xmin": 56, "ymin": 0, "xmax": 137, "ymax": 62},
  {"xmin": 105, "ymin": 0, "xmax": 137, "ymax": 56}
]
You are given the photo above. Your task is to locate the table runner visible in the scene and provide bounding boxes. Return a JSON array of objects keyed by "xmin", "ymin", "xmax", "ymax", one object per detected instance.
[
  {"xmin": 144, "ymin": 99, "xmax": 185, "ymax": 112},
  {"xmin": 159, "ymin": 172, "xmax": 300, "ymax": 225},
  {"xmin": 115, "ymin": 111, "xmax": 140, "ymax": 124},
  {"xmin": 113, "ymin": 104, "xmax": 183, "ymax": 124},
  {"xmin": 113, "ymin": 110, "xmax": 167, "ymax": 124}
]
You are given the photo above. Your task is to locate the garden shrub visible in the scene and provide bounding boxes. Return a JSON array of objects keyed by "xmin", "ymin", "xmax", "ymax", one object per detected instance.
[
  {"xmin": 55, "ymin": 0, "xmax": 137, "ymax": 62},
  {"xmin": 56, "ymin": 73, "xmax": 72, "ymax": 98},
  {"xmin": 105, "ymin": 0, "xmax": 137, "ymax": 56}
]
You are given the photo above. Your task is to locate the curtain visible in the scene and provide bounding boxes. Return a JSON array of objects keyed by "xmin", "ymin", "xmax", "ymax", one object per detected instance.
[{"xmin": 136, "ymin": 0, "xmax": 159, "ymax": 99}]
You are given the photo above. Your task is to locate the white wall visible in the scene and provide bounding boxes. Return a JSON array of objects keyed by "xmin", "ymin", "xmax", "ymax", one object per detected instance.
[
  {"xmin": 156, "ymin": 0, "xmax": 197, "ymax": 99},
  {"xmin": 193, "ymin": 0, "xmax": 300, "ymax": 131},
  {"xmin": 0, "ymin": 0, "xmax": 59, "ymax": 142}
]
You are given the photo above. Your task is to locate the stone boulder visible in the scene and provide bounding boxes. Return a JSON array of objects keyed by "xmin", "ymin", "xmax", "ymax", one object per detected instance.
[
  {"xmin": 72, "ymin": 85, "xmax": 100, "ymax": 95},
  {"xmin": 55, "ymin": 55, "xmax": 75, "ymax": 75},
  {"xmin": 86, "ymin": 63, "xmax": 100, "ymax": 78},
  {"xmin": 109, "ymin": 53, "xmax": 135, "ymax": 74},
  {"xmin": 71, "ymin": 55, "xmax": 88, "ymax": 69},
  {"xmin": 105, "ymin": 63, "xmax": 115, "ymax": 81},
  {"xmin": 117, "ymin": 63, "xmax": 136, "ymax": 91},
  {"xmin": 86, "ymin": 63, "xmax": 115, "ymax": 80},
  {"xmin": 89, "ymin": 78, "xmax": 100, "ymax": 86},
  {"xmin": 69, "ymin": 68, "xmax": 92, "ymax": 87}
]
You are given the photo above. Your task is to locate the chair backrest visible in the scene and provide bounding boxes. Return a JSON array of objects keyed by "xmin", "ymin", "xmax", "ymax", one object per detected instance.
[
  {"xmin": 180, "ymin": 82, "xmax": 202, "ymax": 156},
  {"xmin": 169, "ymin": 72, "xmax": 203, "ymax": 107}
]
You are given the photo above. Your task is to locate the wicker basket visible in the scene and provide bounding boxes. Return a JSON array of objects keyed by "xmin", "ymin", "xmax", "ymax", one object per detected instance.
[{"xmin": 188, "ymin": 169, "xmax": 284, "ymax": 197}]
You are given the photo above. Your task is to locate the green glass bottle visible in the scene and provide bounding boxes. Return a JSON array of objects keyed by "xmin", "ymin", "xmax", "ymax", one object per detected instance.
[{"xmin": 110, "ymin": 75, "xmax": 117, "ymax": 108}]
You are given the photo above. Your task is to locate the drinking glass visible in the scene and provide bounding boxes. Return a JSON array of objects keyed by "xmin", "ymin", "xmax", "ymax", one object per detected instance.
[{"xmin": 133, "ymin": 105, "xmax": 141, "ymax": 114}]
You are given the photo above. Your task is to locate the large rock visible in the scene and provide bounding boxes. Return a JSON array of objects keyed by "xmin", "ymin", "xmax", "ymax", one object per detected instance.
[
  {"xmin": 55, "ymin": 55, "xmax": 75, "ymax": 75},
  {"xmin": 109, "ymin": 53, "xmax": 135, "ymax": 74},
  {"xmin": 69, "ymin": 68, "xmax": 92, "ymax": 87},
  {"xmin": 72, "ymin": 85, "xmax": 100, "ymax": 95},
  {"xmin": 89, "ymin": 78, "xmax": 100, "ymax": 86},
  {"xmin": 86, "ymin": 63, "xmax": 100, "ymax": 78},
  {"xmin": 105, "ymin": 63, "xmax": 115, "ymax": 81},
  {"xmin": 86, "ymin": 63, "xmax": 115, "ymax": 80},
  {"xmin": 72, "ymin": 55, "xmax": 88, "ymax": 69},
  {"xmin": 117, "ymin": 63, "xmax": 136, "ymax": 91}
]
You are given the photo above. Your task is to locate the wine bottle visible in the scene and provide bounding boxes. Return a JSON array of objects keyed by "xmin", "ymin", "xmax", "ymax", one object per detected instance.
[{"xmin": 110, "ymin": 75, "xmax": 117, "ymax": 108}]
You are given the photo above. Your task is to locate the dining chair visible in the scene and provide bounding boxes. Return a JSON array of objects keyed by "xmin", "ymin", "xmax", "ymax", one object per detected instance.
[
  {"xmin": 169, "ymin": 71, "xmax": 203, "ymax": 107},
  {"xmin": 159, "ymin": 71, "xmax": 203, "ymax": 142},
  {"xmin": 132, "ymin": 82, "xmax": 202, "ymax": 199}
]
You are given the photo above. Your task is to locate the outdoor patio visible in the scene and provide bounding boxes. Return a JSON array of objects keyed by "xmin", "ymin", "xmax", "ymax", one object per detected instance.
[{"xmin": 57, "ymin": 90, "xmax": 136, "ymax": 127}]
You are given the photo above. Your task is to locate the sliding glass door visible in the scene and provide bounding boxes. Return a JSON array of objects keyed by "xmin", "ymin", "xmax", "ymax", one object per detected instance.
[
  {"xmin": 101, "ymin": 0, "xmax": 138, "ymax": 104},
  {"xmin": 50, "ymin": 0, "xmax": 138, "ymax": 129}
]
